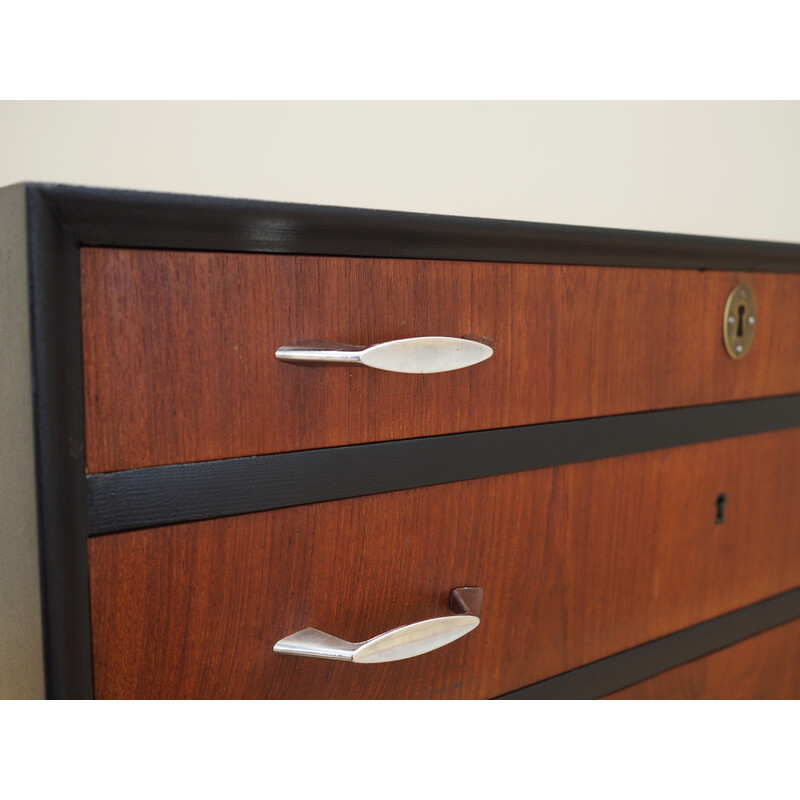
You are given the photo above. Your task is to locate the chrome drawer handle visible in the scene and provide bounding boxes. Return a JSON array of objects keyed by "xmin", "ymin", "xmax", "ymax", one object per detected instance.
[
  {"xmin": 275, "ymin": 336, "xmax": 493, "ymax": 374},
  {"xmin": 273, "ymin": 587, "xmax": 483, "ymax": 664}
]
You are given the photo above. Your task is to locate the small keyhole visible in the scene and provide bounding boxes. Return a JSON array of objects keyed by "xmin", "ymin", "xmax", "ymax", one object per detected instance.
[
  {"xmin": 715, "ymin": 493, "xmax": 727, "ymax": 525},
  {"xmin": 737, "ymin": 305, "xmax": 746, "ymax": 338}
]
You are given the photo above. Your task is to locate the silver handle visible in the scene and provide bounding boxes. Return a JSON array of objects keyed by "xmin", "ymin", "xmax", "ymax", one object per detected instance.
[
  {"xmin": 273, "ymin": 587, "xmax": 483, "ymax": 664},
  {"xmin": 275, "ymin": 336, "xmax": 493, "ymax": 374}
]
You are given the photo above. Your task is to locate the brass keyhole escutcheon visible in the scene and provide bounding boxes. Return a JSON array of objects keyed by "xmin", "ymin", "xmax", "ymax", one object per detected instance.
[{"xmin": 723, "ymin": 284, "xmax": 756, "ymax": 359}]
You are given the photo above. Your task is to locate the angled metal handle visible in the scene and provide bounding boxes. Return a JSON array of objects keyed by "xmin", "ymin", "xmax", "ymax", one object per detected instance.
[
  {"xmin": 273, "ymin": 587, "xmax": 483, "ymax": 664},
  {"xmin": 275, "ymin": 336, "xmax": 493, "ymax": 374}
]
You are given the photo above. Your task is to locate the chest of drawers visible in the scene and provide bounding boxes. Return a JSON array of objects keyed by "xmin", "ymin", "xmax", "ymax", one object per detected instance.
[{"xmin": 3, "ymin": 183, "xmax": 800, "ymax": 699}]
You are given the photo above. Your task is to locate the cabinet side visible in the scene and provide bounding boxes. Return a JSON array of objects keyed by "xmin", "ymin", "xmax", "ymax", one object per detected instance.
[{"xmin": 0, "ymin": 184, "xmax": 45, "ymax": 698}]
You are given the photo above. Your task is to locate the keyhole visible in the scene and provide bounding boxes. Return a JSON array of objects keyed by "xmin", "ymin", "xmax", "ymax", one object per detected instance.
[
  {"xmin": 715, "ymin": 493, "xmax": 727, "ymax": 525},
  {"xmin": 737, "ymin": 305, "xmax": 746, "ymax": 338}
]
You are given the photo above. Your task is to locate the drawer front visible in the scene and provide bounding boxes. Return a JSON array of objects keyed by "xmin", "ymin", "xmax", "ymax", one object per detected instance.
[
  {"xmin": 80, "ymin": 249, "xmax": 800, "ymax": 472},
  {"xmin": 88, "ymin": 429, "xmax": 800, "ymax": 699},
  {"xmin": 606, "ymin": 617, "xmax": 800, "ymax": 699}
]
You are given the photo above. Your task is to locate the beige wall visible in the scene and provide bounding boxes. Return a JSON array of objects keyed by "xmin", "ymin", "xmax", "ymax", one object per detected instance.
[{"xmin": 1, "ymin": 101, "xmax": 799, "ymax": 243}]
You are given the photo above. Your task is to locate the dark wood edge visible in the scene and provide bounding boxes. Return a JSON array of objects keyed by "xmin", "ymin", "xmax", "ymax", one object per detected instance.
[
  {"xmin": 87, "ymin": 394, "xmax": 800, "ymax": 536},
  {"xmin": 26, "ymin": 186, "xmax": 94, "ymax": 698},
  {"xmin": 16, "ymin": 181, "xmax": 800, "ymax": 271},
  {"xmin": 496, "ymin": 586, "xmax": 800, "ymax": 699}
]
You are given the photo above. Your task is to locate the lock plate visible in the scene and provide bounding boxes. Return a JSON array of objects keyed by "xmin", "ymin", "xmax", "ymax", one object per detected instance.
[{"xmin": 723, "ymin": 284, "xmax": 756, "ymax": 359}]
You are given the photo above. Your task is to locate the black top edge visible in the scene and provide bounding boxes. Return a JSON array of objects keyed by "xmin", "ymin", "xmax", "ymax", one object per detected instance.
[{"xmin": 13, "ymin": 182, "xmax": 800, "ymax": 272}]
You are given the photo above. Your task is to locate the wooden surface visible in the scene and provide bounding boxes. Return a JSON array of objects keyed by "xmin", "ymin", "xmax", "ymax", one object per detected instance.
[
  {"xmin": 606, "ymin": 617, "xmax": 800, "ymax": 699},
  {"xmin": 89, "ymin": 429, "xmax": 800, "ymax": 699},
  {"xmin": 80, "ymin": 249, "xmax": 800, "ymax": 473}
]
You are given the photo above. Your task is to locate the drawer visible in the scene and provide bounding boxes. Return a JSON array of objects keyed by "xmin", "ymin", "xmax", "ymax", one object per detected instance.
[
  {"xmin": 605, "ymin": 617, "xmax": 800, "ymax": 699},
  {"xmin": 80, "ymin": 249, "xmax": 800, "ymax": 473},
  {"xmin": 88, "ymin": 428, "xmax": 800, "ymax": 699}
]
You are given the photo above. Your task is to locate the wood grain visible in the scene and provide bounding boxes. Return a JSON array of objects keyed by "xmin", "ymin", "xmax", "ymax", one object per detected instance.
[
  {"xmin": 89, "ymin": 429, "xmax": 800, "ymax": 699},
  {"xmin": 606, "ymin": 618, "xmax": 800, "ymax": 699},
  {"xmin": 80, "ymin": 249, "xmax": 800, "ymax": 473}
]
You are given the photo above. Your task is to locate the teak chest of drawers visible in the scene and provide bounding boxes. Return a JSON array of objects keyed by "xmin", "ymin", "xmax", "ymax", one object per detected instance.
[{"xmin": 3, "ymin": 183, "xmax": 800, "ymax": 699}]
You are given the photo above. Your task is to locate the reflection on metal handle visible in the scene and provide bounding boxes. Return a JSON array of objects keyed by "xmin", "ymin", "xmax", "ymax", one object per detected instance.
[
  {"xmin": 273, "ymin": 587, "xmax": 483, "ymax": 664},
  {"xmin": 275, "ymin": 336, "xmax": 493, "ymax": 374}
]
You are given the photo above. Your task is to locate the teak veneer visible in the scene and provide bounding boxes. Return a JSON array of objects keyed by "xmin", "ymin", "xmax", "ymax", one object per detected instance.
[
  {"xmin": 80, "ymin": 249, "xmax": 800, "ymax": 473},
  {"xmin": 89, "ymin": 430, "xmax": 800, "ymax": 699}
]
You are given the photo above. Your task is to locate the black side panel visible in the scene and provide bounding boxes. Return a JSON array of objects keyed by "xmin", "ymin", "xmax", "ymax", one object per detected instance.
[
  {"xmin": 26, "ymin": 187, "xmax": 93, "ymax": 698},
  {"xmin": 498, "ymin": 586, "xmax": 800, "ymax": 699},
  {"xmin": 37, "ymin": 183, "xmax": 800, "ymax": 272},
  {"xmin": 87, "ymin": 394, "xmax": 800, "ymax": 535}
]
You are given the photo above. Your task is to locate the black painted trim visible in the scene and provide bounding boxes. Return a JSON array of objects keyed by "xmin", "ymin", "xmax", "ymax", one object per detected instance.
[
  {"xmin": 87, "ymin": 394, "xmax": 800, "ymax": 536},
  {"xmin": 25, "ymin": 186, "xmax": 94, "ymax": 698},
  {"xmin": 31, "ymin": 182, "xmax": 800, "ymax": 271},
  {"xmin": 497, "ymin": 586, "xmax": 800, "ymax": 699}
]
